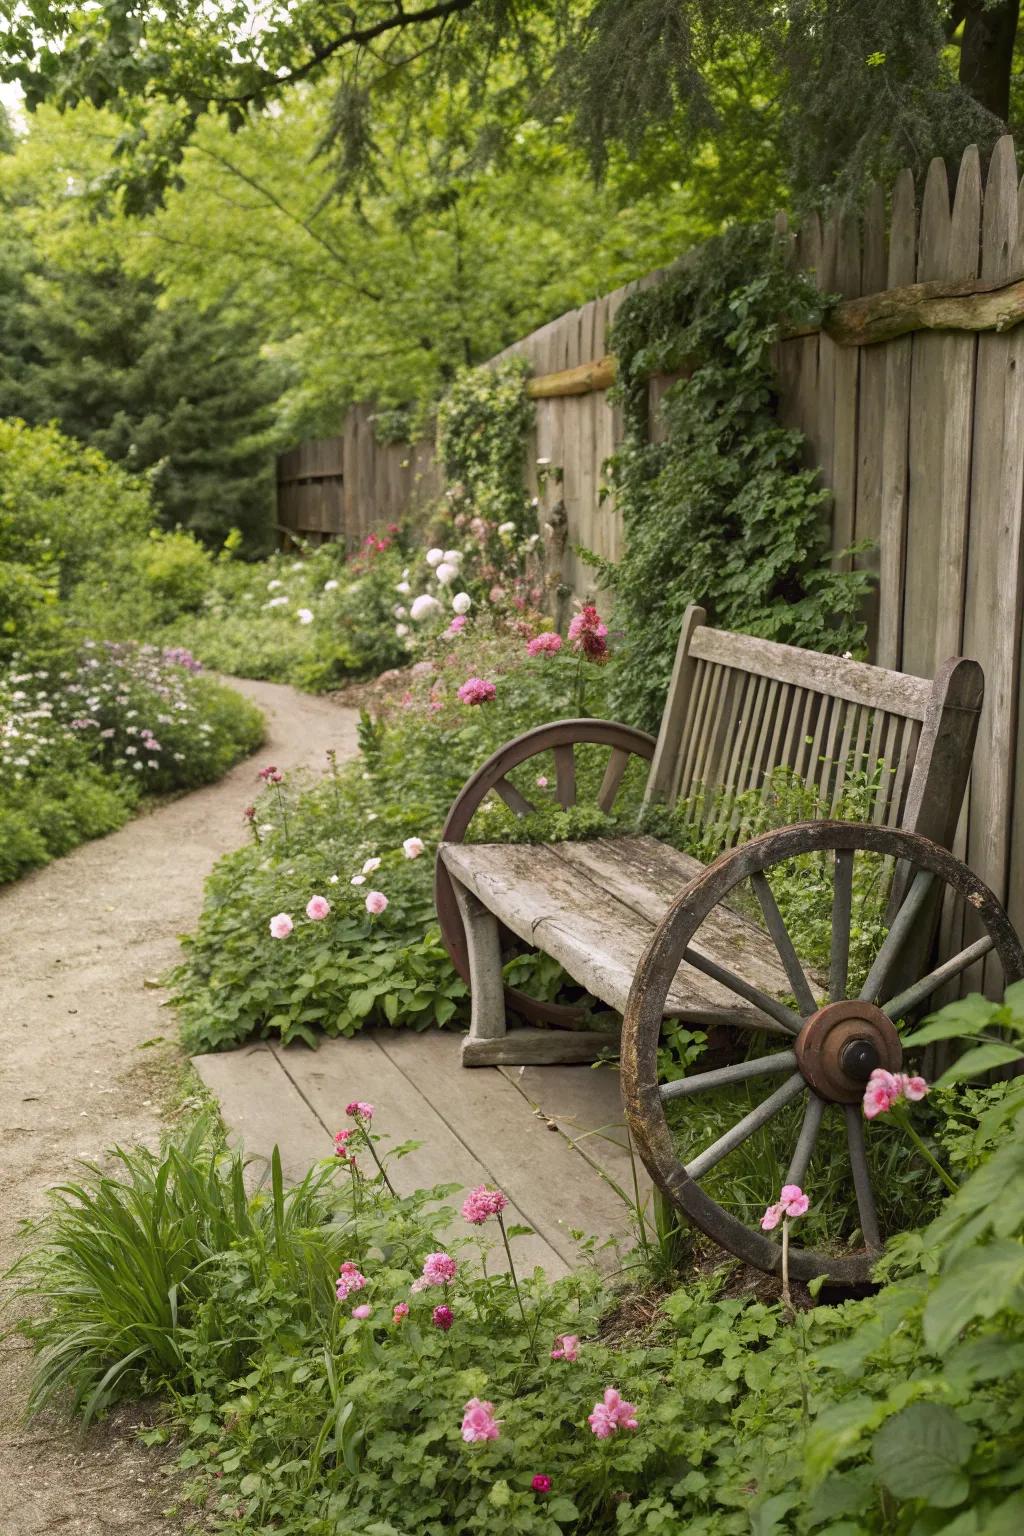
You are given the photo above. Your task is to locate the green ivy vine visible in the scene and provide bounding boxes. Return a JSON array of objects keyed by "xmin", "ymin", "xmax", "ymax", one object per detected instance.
[
  {"xmin": 591, "ymin": 223, "xmax": 873, "ymax": 733},
  {"xmin": 435, "ymin": 357, "xmax": 535, "ymax": 534}
]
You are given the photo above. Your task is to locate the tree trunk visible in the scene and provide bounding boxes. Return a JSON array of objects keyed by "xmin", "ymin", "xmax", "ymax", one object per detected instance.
[{"xmin": 958, "ymin": 0, "xmax": 1020, "ymax": 123}]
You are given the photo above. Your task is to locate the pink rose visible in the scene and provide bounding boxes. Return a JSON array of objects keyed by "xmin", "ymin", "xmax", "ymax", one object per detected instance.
[
  {"xmin": 269, "ymin": 912, "xmax": 293, "ymax": 939},
  {"xmin": 461, "ymin": 1185, "xmax": 508, "ymax": 1224},
  {"xmin": 346, "ymin": 1101, "xmax": 374, "ymax": 1121},
  {"xmin": 460, "ymin": 1397, "xmax": 501, "ymax": 1442},
  {"xmin": 588, "ymin": 1387, "xmax": 638, "ymax": 1438},
  {"xmin": 365, "ymin": 891, "xmax": 388, "ymax": 915},
  {"xmin": 306, "ymin": 895, "xmax": 331, "ymax": 920},
  {"xmin": 457, "ymin": 677, "xmax": 497, "ymax": 706},
  {"xmin": 421, "ymin": 1251, "xmax": 458, "ymax": 1285},
  {"xmin": 402, "ymin": 837, "xmax": 425, "ymax": 859},
  {"xmin": 351, "ymin": 1304, "xmax": 372, "ymax": 1320}
]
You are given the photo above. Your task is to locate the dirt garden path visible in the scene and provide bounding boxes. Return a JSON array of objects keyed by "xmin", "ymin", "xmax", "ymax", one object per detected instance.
[{"xmin": 0, "ymin": 679, "xmax": 359, "ymax": 1536}]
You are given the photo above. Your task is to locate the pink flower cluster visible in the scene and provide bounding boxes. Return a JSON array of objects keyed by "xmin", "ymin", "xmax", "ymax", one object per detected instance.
[
  {"xmin": 761, "ymin": 1183, "xmax": 810, "ymax": 1231},
  {"xmin": 346, "ymin": 1100, "xmax": 374, "ymax": 1121},
  {"xmin": 551, "ymin": 1334, "xmax": 579, "ymax": 1362},
  {"xmin": 588, "ymin": 1387, "xmax": 638, "ymax": 1439},
  {"xmin": 333, "ymin": 1127, "xmax": 356, "ymax": 1163},
  {"xmin": 421, "ymin": 1251, "xmax": 458, "ymax": 1285},
  {"xmin": 568, "ymin": 604, "xmax": 609, "ymax": 660},
  {"xmin": 863, "ymin": 1068, "xmax": 929, "ymax": 1119},
  {"xmin": 461, "ymin": 1397, "xmax": 501, "ymax": 1442},
  {"xmin": 526, "ymin": 631, "xmax": 562, "ymax": 656},
  {"xmin": 258, "ymin": 764, "xmax": 283, "ymax": 784},
  {"xmin": 461, "ymin": 1185, "xmax": 508, "ymax": 1224},
  {"xmin": 457, "ymin": 676, "xmax": 497, "ymax": 706},
  {"xmin": 335, "ymin": 1261, "xmax": 367, "ymax": 1301},
  {"xmin": 432, "ymin": 1304, "xmax": 454, "ymax": 1331}
]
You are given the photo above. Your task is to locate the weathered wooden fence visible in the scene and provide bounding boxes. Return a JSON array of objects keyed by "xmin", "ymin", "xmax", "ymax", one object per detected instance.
[{"xmin": 276, "ymin": 404, "xmax": 439, "ymax": 547}]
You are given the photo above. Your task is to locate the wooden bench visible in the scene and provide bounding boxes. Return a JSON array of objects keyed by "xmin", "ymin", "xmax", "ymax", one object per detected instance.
[{"xmin": 435, "ymin": 604, "xmax": 985, "ymax": 1068}]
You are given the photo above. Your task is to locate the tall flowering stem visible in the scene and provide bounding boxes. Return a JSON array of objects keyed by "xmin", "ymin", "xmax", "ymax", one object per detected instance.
[
  {"xmin": 892, "ymin": 1107, "xmax": 958, "ymax": 1195},
  {"xmin": 496, "ymin": 1210, "xmax": 529, "ymax": 1332}
]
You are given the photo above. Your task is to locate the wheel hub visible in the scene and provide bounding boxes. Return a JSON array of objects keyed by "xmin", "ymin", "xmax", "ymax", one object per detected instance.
[{"xmin": 794, "ymin": 1000, "xmax": 902, "ymax": 1103}]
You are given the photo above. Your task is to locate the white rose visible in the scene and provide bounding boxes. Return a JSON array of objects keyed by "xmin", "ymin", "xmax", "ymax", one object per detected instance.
[
  {"xmin": 267, "ymin": 579, "xmax": 282, "ymax": 590},
  {"xmin": 452, "ymin": 592, "xmax": 472, "ymax": 615},
  {"xmin": 403, "ymin": 837, "xmax": 426, "ymax": 859},
  {"xmin": 297, "ymin": 608, "xmax": 314, "ymax": 624},
  {"xmin": 324, "ymin": 579, "xmax": 339, "ymax": 591},
  {"xmin": 425, "ymin": 548, "xmax": 444, "ymax": 567},
  {"xmin": 394, "ymin": 605, "xmax": 407, "ymax": 619},
  {"xmin": 410, "ymin": 594, "xmax": 441, "ymax": 621},
  {"xmin": 497, "ymin": 522, "xmax": 516, "ymax": 536},
  {"xmin": 362, "ymin": 856, "xmax": 381, "ymax": 874},
  {"xmin": 435, "ymin": 562, "xmax": 457, "ymax": 585},
  {"xmin": 442, "ymin": 549, "xmax": 463, "ymax": 565},
  {"xmin": 395, "ymin": 623, "xmax": 409, "ymax": 637},
  {"xmin": 396, "ymin": 580, "xmax": 411, "ymax": 595}
]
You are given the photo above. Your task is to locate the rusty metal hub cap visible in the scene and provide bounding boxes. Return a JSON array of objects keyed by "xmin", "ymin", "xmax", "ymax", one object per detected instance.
[{"xmin": 794, "ymin": 1000, "xmax": 903, "ymax": 1103}]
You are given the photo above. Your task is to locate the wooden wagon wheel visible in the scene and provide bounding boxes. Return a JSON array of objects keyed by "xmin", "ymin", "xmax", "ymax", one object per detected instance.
[
  {"xmin": 436, "ymin": 718, "xmax": 656, "ymax": 1027},
  {"xmin": 621, "ymin": 821, "xmax": 1024, "ymax": 1285}
]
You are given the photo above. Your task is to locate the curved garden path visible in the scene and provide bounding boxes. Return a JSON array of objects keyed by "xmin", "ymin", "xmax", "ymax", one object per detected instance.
[{"xmin": 0, "ymin": 679, "xmax": 359, "ymax": 1536}]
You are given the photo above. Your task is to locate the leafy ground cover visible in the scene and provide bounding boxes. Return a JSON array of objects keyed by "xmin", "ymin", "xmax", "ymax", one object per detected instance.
[{"xmin": 9, "ymin": 992, "xmax": 1024, "ymax": 1536}]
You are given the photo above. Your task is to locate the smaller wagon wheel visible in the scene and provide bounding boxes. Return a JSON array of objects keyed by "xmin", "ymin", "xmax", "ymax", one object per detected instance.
[
  {"xmin": 436, "ymin": 718, "xmax": 656, "ymax": 1027},
  {"xmin": 621, "ymin": 821, "xmax": 1024, "ymax": 1285}
]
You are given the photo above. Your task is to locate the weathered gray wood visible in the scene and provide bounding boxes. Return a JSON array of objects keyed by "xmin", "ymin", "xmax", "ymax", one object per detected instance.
[
  {"xmin": 689, "ymin": 625, "xmax": 934, "ymax": 717},
  {"xmin": 440, "ymin": 839, "xmax": 794, "ymax": 1030},
  {"xmin": 451, "ymin": 878, "xmax": 508, "ymax": 1043},
  {"xmin": 855, "ymin": 182, "xmax": 887, "ymax": 645},
  {"xmin": 645, "ymin": 603, "xmax": 707, "ymax": 804},
  {"xmin": 877, "ymin": 167, "xmax": 918, "ymax": 668},
  {"xmin": 830, "ymin": 208, "xmax": 862, "ymax": 563},
  {"xmin": 902, "ymin": 158, "xmax": 953, "ymax": 679},
  {"xmin": 463, "ymin": 1027, "xmax": 620, "ymax": 1066}
]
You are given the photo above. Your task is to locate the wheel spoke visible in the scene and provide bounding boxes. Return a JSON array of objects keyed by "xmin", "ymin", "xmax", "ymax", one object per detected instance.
[
  {"xmin": 881, "ymin": 935, "xmax": 996, "ymax": 1020},
  {"xmin": 684, "ymin": 1074, "xmax": 806, "ymax": 1181},
  {"xmin": 784, "ymin": 1092, "xmax": 826, "ymax": 1187},
  {"xmin": 750, "ymin": 870, "xmax": 818, "ymax": 1017},
  {"xmin": 597, "ymin": 747, "xmax": 630, "ymax": 814},
  {"xmin": 844, "ymin": 1104, "xmax": 881, "ymax": 1250},
  {"xmin": 493, "ymin": 777, "xmax": 535, "ymax": 817},
  {"xmin": 830, "ymin": 848, "xmax": 854, "ymax": 1002},
  {"xmin": 659, "ymin": 1050, "xmax": 798, "ymax": 1102},
  {"xmin": 859, "ymin": 869, "xmax": 935, "ymax": 1004},
  {"xmin": 683, "ymin": 946, "xmax": 803, "ymax": 1034},
  {"xmin": 554, "ymin": 744, "xmax": 576, "ymax": 808}
]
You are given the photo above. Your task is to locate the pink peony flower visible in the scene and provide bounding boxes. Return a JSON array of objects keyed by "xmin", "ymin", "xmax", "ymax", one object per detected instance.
[
  {"xmin": 526, "ymin": 631, "xmax": 563, "ymax": 656},
  {"xmin": 536, "ymin": 775, "xmax": 549, "ymax": 788},
  {"xmin": 269, "ymin": 912, "xmax": 294, "ymax": 939},
  {"xmin": 351, "ymin": 1303, "xmax": 372, "ymax": 1320},
  {"xmin": 306, "ymin": 895, "xmax": 331, "ymax": 920},
  {"xmin": 760, "ymin": 1203, "xmax": 783, "ymax": 1231},
  {"xmin": 402, "ymin": 837, "xmax": 426, "ymax": 859},
  {"xmin": 392, "ymin": 1302, "xmax": 409, "ymax": 1324},
  {"xmin": 457, "ymin": 676, "xmax": 497, "ymax": 706},
  {"xmin": 568, "ymin": 604, "xmax": 609, "ymax": 660},
  {"xmin": 901, "ymin": 1073, "xmax": 930, "ymax": 1102},
  {"xmin": 532, "ymin": 1475, "xmax": 552, "ymax": 1493},
  {"xmin": 422, "ymin": 1251, "xmax": 458, "ymax": 1285},
  {"xmin": 346, "ymin": 1101, "xmax": 374, "ymax": 1121},
  {"xmin": 336, "ymin": 1261, "xmax": 367, "ymax": 1301},
  {"xmin": 460, "ymin": 1397, "xmax": 500, "ymax": 1442},
  {"xmin": 365, "ymin": 891, "xmax": 388, "ymax": 915},
  {"xmin": 461, "ymin": 1185, "xmax": 508, "ymax": 1224},
  {"xmin": 550, "ymin": 1334, "xmax": 580, "ymax": 1362},
  {"xmin": 779, "ymin": 1184, "xmax": 810, "ymax": 1218},
  {"xmin": 432, "ymin": 1304, "xmax": 454, "ymax": 1331},
  {"xmin": 588, "ymin": 1387, "xmax": 638, "ymax": 1439}
]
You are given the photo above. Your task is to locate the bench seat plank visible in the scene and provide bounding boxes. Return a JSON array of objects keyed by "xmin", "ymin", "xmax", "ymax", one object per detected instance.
[{"xmin": 440, "ymin": 837, "xmax": 798, "ymax": 1033}]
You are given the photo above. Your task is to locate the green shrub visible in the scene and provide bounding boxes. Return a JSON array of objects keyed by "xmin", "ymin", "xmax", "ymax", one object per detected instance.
[
  {"xmin": 10, "ymin": 1018, "xmax": 1024, "ymax": 1535},
  {"xmin": 134, "ymin": 529, "xmax": 214, "ymax": 621}
]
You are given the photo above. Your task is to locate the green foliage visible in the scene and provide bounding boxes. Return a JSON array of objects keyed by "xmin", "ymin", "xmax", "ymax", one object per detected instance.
[
  {"xmin": 437, "ymin": 360, "xmax": 535, "ymax": 534},
  {"xmin": 11, "ymin": 1024, "xmax": 1024, "ymax": 1534},
  {"xmin": 595, "ymin": 225, "xmax": 872, "ymax": 733},
  {"xmin": 171, "ymin": 618, "xmax": 617, "ymax": 1051},
  {"xmin": 0, "ymin": 754, "xmax": 136, "ymax": 884},
  {"xmin": 1, "ymin": 258, "xmax": 278, "ymax": 551},
  {"xmin": 0, "ymin": 417, "xmax": 152, "ymax": 660}
]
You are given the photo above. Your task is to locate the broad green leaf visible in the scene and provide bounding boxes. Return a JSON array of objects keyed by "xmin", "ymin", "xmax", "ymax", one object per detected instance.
[
  {"xmin": 923, "ymin": 1242, "xmax": 1024, "ymax": 1353},
  {"xmin": 933, "ymin": 1043, "xmax": 1023, "ymax": 1089},
  {"xmin": 872, "ymin": 1403, "xmax": 975, "ymax": 1508}
]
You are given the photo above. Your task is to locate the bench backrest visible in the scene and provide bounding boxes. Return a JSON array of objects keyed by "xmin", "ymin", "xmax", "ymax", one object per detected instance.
[{"xmin": 644, "ymin": 605, "xmax": 984, "ymax": 853}]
